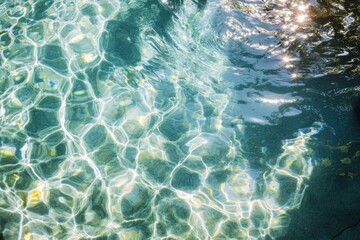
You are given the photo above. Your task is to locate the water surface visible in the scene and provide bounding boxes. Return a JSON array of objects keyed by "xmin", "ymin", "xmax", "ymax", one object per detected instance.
[{"xmin": 0, "ymin": 0, "xmax": 359, "ymax": 239}]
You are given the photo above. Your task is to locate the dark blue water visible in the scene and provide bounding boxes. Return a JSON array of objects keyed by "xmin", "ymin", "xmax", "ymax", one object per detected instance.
[{"xmin": 0, "ymin": 0, "xmax": 359, "ymax": 239}]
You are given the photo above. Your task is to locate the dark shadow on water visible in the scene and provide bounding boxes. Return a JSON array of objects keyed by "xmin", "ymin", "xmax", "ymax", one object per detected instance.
[
  {"xmin": 354, "ymin": 99, "xmax": 360, "ymax": 123},
  {"xmin": 280, "ymin": 165, "xmax": 360, "ymax": 240},
  {"xmin": 280, "ymin": 89, "xmax": 360, "ymax": 240}
]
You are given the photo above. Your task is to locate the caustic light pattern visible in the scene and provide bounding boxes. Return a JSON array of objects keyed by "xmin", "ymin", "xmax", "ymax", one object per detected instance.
[{"xmin": 0, "ymin": 0, "xmax": 321, "ymax": 239}]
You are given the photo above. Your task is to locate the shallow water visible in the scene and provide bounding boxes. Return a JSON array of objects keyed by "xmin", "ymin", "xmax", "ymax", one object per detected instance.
[{"xmin": 0, "ymin": 0, "xmax": 359, "ymax": 239}]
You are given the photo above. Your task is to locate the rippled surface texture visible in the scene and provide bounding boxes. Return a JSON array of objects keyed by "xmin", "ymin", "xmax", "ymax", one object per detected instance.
[{"xmin": 0, "ymin": 0, "xmax": 358, "ymax": 239}]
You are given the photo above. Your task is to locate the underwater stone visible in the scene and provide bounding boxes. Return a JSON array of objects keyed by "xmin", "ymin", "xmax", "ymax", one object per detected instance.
[
  {"xmin": 29, "ymin": 142, "xmax": 46, "ymax": 159},
  {"xmin": 85, "ymin": 62, "xmax": 114, "ymax": 98},
  {"xmin": 81, "ymin": 4, "xmax": 97, "ymax": 17},
  {"xmin": 123, "ymin": 120, "xmax": 145, "ymax": 139},
  {"xmin": 69, "ymin": 79, "xmax": 93, "ymax": 103},
  {"xmin": 139, "ymin": 158, "xmax": 173, "ymax": 183},
  {"xmin": 38, "ymin": 96, "xmax": 61, "ymax": 110},
  {"xmin": 206, "ymin": 170, "xmax": 231, "ymax": 186},
  {"xmin": 192, "ymin": 135, "xmax": 229, "ymax": 167},
  {"xmin": 250, "ymin": 202, "xmax": 267, "ymax": 228},
  {"xmin": 41, "ymin": 44, "xmax": 64, "ymax": 60},
  {"xmin": 156, "ymin": 222, "xmax": 167, "ymax": 236},
  {"xmin": 202, "ymin": 208, "xmax": 226, "ymax": 233},
  {"xmin": 3, "ymin": 42, "xmax": 35, "ymax": 64},
  {"xmin": 163, "ymin": 142, "xmax": 183, "ymax": 164},
  {"xmin": 12, "ymin": 170, "xmax": 33, "ymax": 191},
  {"xmin": 222, "ymin": 221, "xmax": 244, "ymax": 239},
  {"xmin": 183, "ymin": 158, "xmax": 206, "ymax": 172},
  {"xmin": 0, "ymin": 33, "xmax": 12, "ymax": 49},
  {"xmin": 0, "ymin": 69, "xmax": 9, "ymax": 94},
  {"xmin": 170, "ymin": 222, "xmax": 190, "ymax": 236},
  {"xmin": 159, "ymin": 111, "xmax": 189, "ymax": 141},
  {"xmin": 94, "ymin": 145, "xmax": 118, "ymax": 166},
  {"xmin": 100, "ymin": 20, "xmax": 141, "ymax": 66},
  {"xmin": 62, "ymin": 160, "xmax": 96, "ymax": 192},
  {"xmin": 36, "ymin": 158, "xmax": 65, "ymax": 179},
  {"xmin": 33, "ymin": 66, "xmax": 68, "ymax": 92},
  {"xmin": 66, "ymin": 102, "xmax": 97, "ymax": 132},
  {"xmin": 27, "ymin": 202, "xmax": 49, "ymax": 216},
  {"xmin": 104, "ymin": 158, "xmax": 126, "ymax": 178},
  {"xmin": 30, "ymin": 0, "xmax": 55, "ymax": 20},
  {"xmin": 171, "ymin": 167, "xmax": 200, "ymax": 191},
  {"xmin": 15, "ymin": 84, "xmax": 39, "ymax": 106},
  {"xmin": 120, "ymin": 220, "xmax": 153, "ymax": 239},
  {"xmin": 10, "ymin": 25, "xmax": 26, "ymax": 37},
  {"xmin": 168, "ymin": 200, "xmax": 190, "ymax": 220},
  {"xmin": 124, "ymin": 146, "xmax": 138, "ymax": 165},
  {"xmin": 48, "ymin": 189, "xmax": 73, "ymax": 216},
  {"xmin": 67, "ymin": 102, "xmax": 97, "ymax": 121},
  {"xmin": 26, "ymin": 22, "xmax": 45, "ymax": 42},
  {"xmin": 153, "ymin": 80, "xmax": 177, "ymax": 111},
  {"xmin": 83, "ymin": 125, "xmax": 107, "ymax": 150},
  {"xmin": 89, "ymin": 183, "xmax": 108, "ymax": 220},
  {"xmin": 155, "ymin": 188, "xmax": 177, "ymax": 201},
  {"xmin": 121, "ymin": 186, "xmax": 152, "ymax": 220},
  {"xmin": 26, "ymin": 109, "xmax": 58, "ymax": 136},
  {"xmin": 39, "ymin": 44, "xmax": 68, "ymax": 75},
  {"xmin": 69, "ymin": 36, "xmax": 94, "ymax": 53}
]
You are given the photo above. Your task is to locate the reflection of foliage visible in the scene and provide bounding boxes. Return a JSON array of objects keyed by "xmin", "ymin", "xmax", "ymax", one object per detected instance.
[
  {"xmin": 310, "ymin": 0, "xmax": 359, "ymax": 46},
  {"xmin": 226, "ymin": 0, "xmax": 360, "ymax": 75},
  {"xmin": 309, "ymin": 0, "xmax": 359, "ymax": 73},
  {"xmin": 298, "ymin": 0, "xmax": 360, "ymax": 75}
]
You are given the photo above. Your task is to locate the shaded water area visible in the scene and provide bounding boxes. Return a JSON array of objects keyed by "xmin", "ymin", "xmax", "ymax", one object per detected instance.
[{"xmin": 0, "ymin": 0, "xmax": 359, "ymax": 239}]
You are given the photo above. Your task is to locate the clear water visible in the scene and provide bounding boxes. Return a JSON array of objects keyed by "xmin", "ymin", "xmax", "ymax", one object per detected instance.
[{"xmin": 0, "ymin": 0, "xmax": 359, "ymax": 239}]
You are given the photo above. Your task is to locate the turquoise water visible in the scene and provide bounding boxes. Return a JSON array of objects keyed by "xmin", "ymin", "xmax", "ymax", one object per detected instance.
[{"xmin": 0, "ymin": 0, "xmax": 359, "ymax": 239}]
